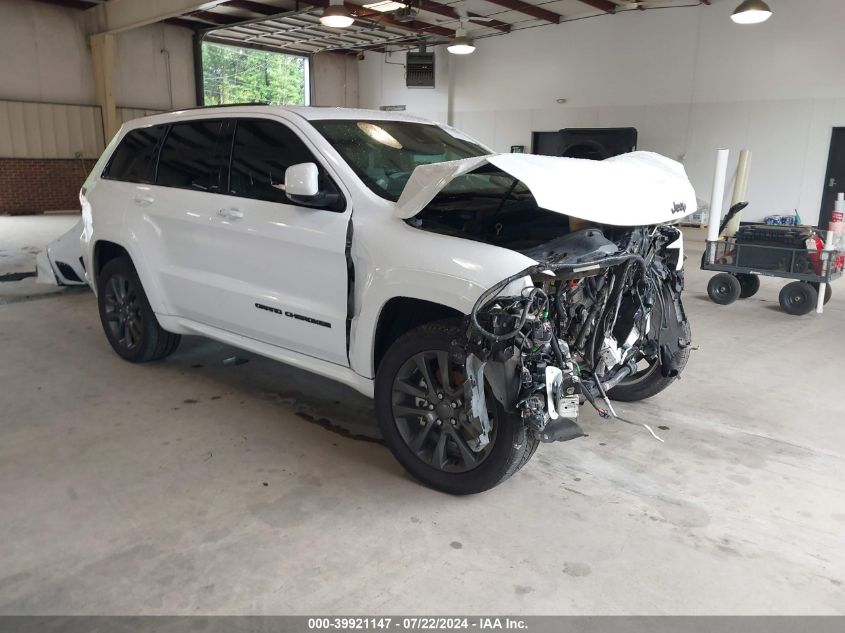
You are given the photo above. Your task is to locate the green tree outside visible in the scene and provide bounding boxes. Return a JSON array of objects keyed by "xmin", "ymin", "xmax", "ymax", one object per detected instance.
[{"xmin": 202, "ymin": 42, "xmax": 308, "ymax": 106}]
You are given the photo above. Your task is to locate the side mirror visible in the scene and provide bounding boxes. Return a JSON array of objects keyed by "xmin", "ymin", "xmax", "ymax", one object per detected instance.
[
  {"xmin": 284, "ymin": 162, "xmax": 341, "ymax": 209},
  {"xmin": 285, "ymin": 162, "xmax": 319, "ymax": 201}
]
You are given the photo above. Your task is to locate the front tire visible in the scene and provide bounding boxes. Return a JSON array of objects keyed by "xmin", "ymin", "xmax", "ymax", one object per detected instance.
[
  {"xmin": 708, "ymin": 273, "xmax": 741, "ymax": 305},
  {"xmin": 610, "ymin": 284, "xmax": 691, "ymax": 403},
  {"xmin": 375, "ymin": 320, "xmax": 538, "ymax": 495},
  {"xmin": 779, "ymin": 281, "xmax": 817, "ymax": 316},
  {"xmin": 97, "ymin": 257, "xmax": 181, "ymax": 362}
]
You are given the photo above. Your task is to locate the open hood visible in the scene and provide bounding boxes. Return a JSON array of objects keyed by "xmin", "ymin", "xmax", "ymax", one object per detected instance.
[{"xmin": 394, "ymin": 151, "xmax": 697, "ymax": 226}]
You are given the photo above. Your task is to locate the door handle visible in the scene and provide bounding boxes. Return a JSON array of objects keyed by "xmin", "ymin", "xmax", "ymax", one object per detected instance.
[
  {"xmin": 133, "ymin": 194, "xmax": 154, "ymax": 207},
  {"xmin": 218, "ymin": 207, "xmax": 244, "ymax": 220},
  {"xmin": 830, "ymin": 178, "xmax": 838, "ymax": 188}
]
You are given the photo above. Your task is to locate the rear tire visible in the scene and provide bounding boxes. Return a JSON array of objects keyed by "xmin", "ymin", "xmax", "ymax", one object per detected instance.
[
  {"xmin": 779, "ymin": 281, "xmax": 817, "ymax": 316},
  {"xmin": 375, "ymin": 320, "xmax": 538, "ymax": 495},
  {"xmin": 736, "ymin": 273, "xmax": 760, "ymax": 299},
  {"xmin": 97, "ymin": 257, "xmax": 181, "ymax": 362},
  {"xmin": 810, "ymin": 282, "xmax": 832, "ymax": 305},
  {"xmin": 708, "ymin": 273, "xmax": 741, "ymax": 305}
]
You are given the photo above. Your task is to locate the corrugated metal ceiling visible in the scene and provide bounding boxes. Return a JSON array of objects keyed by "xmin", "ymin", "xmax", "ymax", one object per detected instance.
[{"xmin": 38, "ymin": 0, "xmax": 709, "ymax": 55}]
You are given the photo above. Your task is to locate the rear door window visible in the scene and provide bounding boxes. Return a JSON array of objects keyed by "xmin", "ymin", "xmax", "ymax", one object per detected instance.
[
  {"xmin": 156, "ymin": 119, "xmax": 230, "ymax": 192},
  {"xmin": 103, "ymin": 125, "xmax": 166, "ymax": 183},
  {"xmin": 229, "ymin": 118, "xmax": 342, "ymax": 210}
]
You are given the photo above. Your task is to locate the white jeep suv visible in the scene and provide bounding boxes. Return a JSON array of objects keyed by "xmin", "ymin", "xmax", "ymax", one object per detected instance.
[{"xmin": 75, "ymin": 105, "xmax": 695, "ymax": 494}]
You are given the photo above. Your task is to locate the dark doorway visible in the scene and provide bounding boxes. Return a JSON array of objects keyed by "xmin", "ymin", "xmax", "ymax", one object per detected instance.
[{"xmin": 819, "ymin": 128, "xmax": 845, "ymax": 228}]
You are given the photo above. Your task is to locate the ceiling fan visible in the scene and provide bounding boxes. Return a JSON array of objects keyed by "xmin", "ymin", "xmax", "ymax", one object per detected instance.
[
  {"xmin": 454, "ymin": 0, "xmax": 496, "ymax": 26},
  {"xmin": 390, "ymin": 0, "xmax": 496, "ymax": 25}
]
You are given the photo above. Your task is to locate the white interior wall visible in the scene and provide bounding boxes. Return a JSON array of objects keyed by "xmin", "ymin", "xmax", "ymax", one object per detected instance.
[
  {"xmin": 357, "ymin": 0, "xmax": 845, "ymax": 225},
  {"xmin": 312, "ymin": 52, "xmax": 359, "ymax": 107},
  {"xmin": 0, "ymin": 0, "xmax": 196, "ymax": 112},
  {"xmin": 0, "ymin": 0, "xmax": 95, "ymax": 106},
  {"xmin": 114, "ymin": 23, "xmax": 196, "ymax": 112},
  {"xmin": 358, "ymin": 47, "xmax": 451, "ymax": 124}
]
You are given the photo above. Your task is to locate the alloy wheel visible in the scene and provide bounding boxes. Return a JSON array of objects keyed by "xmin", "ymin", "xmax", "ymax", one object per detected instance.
[
  {"xmin": 103, "ymin": 274, "xmax": 143, "ymax": 350},
  {"xmin": 390, "ymin": 350, "xmax": 494, "ymax": 473}
]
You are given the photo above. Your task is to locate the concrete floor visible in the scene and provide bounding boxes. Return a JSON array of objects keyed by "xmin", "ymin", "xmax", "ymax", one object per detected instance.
[{"xmin": 0, "ymin": 218, "xmax": 844, "ymax": 614}]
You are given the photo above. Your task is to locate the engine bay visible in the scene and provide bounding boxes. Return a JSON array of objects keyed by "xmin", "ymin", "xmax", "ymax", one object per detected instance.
[
  {"xmin": 406, "ymin": 166, "xmax": 572, "ymax": 251},
  {"xmin": 447, "ymin": 223, "xmax": 691, "ymax": 447}
]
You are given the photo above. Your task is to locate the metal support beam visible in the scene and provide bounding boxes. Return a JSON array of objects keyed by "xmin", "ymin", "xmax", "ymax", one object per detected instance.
[
  {"xmin": 480, "ymin": 0, "xmax": 562, "ymax": 24},
  {"xmin": 89, "ymin": 32, "xmax": 119, "ymax": 139},
  {"xmin": 574, "ymin": 0, "xmax": 617, "ymax": 13},
  {"xmin": 222, "ymin": 0, "xmax": 284, "ymax": 15},
  {"xmin": 186, "ymin": 9, "xmax": 240, "ymax": 26},
  {"xmin": 417, "ymin": 0, "xmax": 511, "ymax": 33},
  {"xmin": 298, "ymin": 0, "xmax": 456, "ymax": 39},
  {"xmin": 193, "ymin": 30, "xmax": 205, "ymax": 107},
  {"xmin": 88, "ymin": 0, "xmax": 231, "ymax": 34},
  {"xmin": 374, "ymin": 16, "xmax": 454, "ymax": 38}
]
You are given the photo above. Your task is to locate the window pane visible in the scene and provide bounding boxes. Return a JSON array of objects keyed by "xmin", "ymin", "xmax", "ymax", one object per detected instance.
[
  {"xmin": 104, "ymin": 126, "xmax": 165, "ymax": 183},
  {"xmin": 311, "ymin": 120, "xmax": 488, "ymax": 201},
  {"xmin": 229, "ymin": 119, "xmax": 317, "ymax": 203},
  {"xmin": 157, "ymin": 120, "xmax": 227, "ymax": 191}
]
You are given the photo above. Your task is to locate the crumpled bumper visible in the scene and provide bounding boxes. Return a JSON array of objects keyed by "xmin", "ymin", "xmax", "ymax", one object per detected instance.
[
  {"xmin": 35, "ymin": 249, "xmax": 58, "ymax": 285},
  {"xmin": 35, "ymin": 219, "xmax": 88, "ymax": 286}
]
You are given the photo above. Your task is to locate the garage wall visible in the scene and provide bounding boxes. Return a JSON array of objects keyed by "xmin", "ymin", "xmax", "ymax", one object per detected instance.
[
  {"xmin": 0, "ymin": 0, "xmax": 197, "ymax": 214},
  {"xmin": 312, "ymin": 52, "xmax": 358, "ymax": 107},
  {"xmin": 0, "ymin": 158, "xmax": 95, "ymax": 215},
  {"xmin": 0, "ymin": 101, "xmax": 104, "ymax": 160},
  {"xmin": 113, "ymin": 22, "xmax": 196, "ymax": 112},
  {"xmin": 358, "ymin": 47, "xmax": 451, "ymax": 121},
  {"xmin": 0, "ymin": 0, "xmax": 95, "ymax": 106},
  {"xmin": 357, "ymin": 0, "xmax": 845, "ymax": 225},
  {"xmin": 0, "ymin": 0, "xmax": 195, "ymax": 112}
]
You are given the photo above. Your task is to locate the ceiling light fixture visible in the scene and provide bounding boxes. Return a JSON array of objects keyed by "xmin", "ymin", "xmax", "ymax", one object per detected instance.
[
  {"xmin": 730, "ymin": 0, "xmax": 772, "ymax": 24},
  {"xmin": 320, "ymin": 0, "xmax": 354, "ymax": 28},
  {"xmin": 447, "ymin": 28, "xmax": 475, "ymax": 55}
]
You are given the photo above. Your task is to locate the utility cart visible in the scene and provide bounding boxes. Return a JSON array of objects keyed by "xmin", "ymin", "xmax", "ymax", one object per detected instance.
[{"xmin": 702, "ymin": 232, "xmax": 843, "ymax": 315}]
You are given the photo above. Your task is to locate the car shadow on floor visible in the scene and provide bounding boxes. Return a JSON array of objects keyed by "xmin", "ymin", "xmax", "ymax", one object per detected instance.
[
  {"xmin": 133, "ymin": 335, "xmax": 420, "ymax": 487},
  {"xmin": 162, "ymin": 335, "xmax": 383, "ymax": 437}
]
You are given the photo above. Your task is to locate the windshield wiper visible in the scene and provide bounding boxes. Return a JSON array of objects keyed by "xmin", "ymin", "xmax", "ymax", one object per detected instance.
[{"xmin": 493, "ymin": 178, "xmax": 520, "ymax": 216}]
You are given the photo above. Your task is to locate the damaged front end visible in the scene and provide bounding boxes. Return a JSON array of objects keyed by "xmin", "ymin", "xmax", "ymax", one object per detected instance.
[
  {"xmin": 396, "ymin": 150, "xmax": 697, "ymax": 448},
  {"xmin": 455, "ymin": 225, "xmax": 691, "ymax": 446}
]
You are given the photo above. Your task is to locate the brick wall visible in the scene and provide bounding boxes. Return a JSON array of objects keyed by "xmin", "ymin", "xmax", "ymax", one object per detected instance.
[{"xmin": 0, "ymin": 158, "xmax": 95, "ymax": 215}]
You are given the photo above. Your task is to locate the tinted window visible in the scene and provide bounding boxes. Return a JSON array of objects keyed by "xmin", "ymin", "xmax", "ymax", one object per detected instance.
[
  {"xmin": 103, "ymin": 126, "xmax": 166, "ymax": 183},
  {"xmin": 229, "ymin": 119, "xmax": 337, "ymax": 205},
  {"xmin": 157, "ymin": 119, "xmax": 229, "ymax": 191}
]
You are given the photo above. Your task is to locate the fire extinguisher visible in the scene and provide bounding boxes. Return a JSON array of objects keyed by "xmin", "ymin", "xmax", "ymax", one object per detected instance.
[{"xmin": 806, "ymin": 233, "xmax": 825, "ymax": 275}]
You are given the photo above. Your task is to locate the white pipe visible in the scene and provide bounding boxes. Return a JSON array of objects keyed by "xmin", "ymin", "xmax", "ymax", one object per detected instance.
[
  {"xmin": 706, "ymin": 149, "xmax": 730, "ymax": 262},
  {"xmin": 816, "ymin": 229, "xmax": 834, "ymax": 315},
  {"xmin": 816, "ymin": 282, "xmax": 826, "ymax": 314},
  {"xmin": 724, "ymin": 149, "xmax": 752, "ymax": 237}
]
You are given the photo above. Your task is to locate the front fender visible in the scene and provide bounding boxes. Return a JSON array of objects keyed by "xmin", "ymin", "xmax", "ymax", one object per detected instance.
[
  {"xmin": 349, "ymin": 270, "xmax": 495, "ymax": 378},
  {"xmin": 347, "ymin": 214, "xmax": 540, "ymax": 378}
]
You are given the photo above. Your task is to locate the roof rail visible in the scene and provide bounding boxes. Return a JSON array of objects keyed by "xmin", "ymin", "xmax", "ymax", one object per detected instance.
[{"xmin": 166, "ymin": 102, "xmax": 271, "ymax": 112}]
